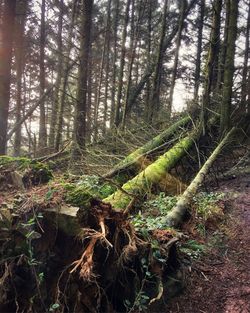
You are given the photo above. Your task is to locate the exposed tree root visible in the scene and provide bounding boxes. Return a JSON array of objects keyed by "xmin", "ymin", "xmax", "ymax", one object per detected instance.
[{"xmin": 0, "ymin": 198, "xmax": 181, "ymax": 312}]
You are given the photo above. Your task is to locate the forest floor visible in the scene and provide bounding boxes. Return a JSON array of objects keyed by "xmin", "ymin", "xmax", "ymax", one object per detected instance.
[{"xmin": 165, "ymin": 172, "xmax": 250, "ymax": 313}]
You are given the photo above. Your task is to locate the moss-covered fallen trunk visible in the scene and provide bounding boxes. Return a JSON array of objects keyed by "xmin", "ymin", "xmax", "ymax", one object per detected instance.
[
  {"xmin": 104, "ymin": 116, "xmax": 190, "ymax": 180},
  {"xmin": 162, "ymin": 127, "xmax": 237, "ymax": 228},
  {"xmin": 104, "ymin": 128, "xmax": 201, "ymax": 210}
]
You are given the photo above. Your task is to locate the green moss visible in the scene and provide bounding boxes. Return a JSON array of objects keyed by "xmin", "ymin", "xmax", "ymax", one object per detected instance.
[
  {"xmin": 0, "ymin": 156, "xmax": 53, "ymax": 186},
  {"xmin": 0, "ymin": 156, "xmax": 32, "ymax": 169},
  {"xmin": 63, "ymin": 175, "xmax": 116, "ymax": 207},
  {"xmin": 104, "ymin": 133, "xmax": 198, "ymax": 210}
]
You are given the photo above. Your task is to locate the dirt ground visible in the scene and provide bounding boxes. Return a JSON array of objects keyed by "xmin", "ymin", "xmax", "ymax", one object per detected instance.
[{"xmin": 164, "ymin": 173, "xmax": 250, "ymax": 313}]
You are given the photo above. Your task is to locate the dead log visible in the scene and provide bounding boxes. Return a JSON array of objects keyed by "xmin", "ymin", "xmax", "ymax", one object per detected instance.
[
  {"xmin": 104, "ymin": 116, "xmax": 191, "ymax": 180},
  {"xmin": 162, "ymin": 127, "xmax": 237, "ymax": 228},
  {"xmin": 104, "ymin": 127, "xmax": 201, "ymax": 210}
]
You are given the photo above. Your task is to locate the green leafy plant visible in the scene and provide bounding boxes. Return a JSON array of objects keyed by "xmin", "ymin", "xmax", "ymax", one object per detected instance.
[{"xmin": 180, "ymin": 239, "xmax": 206, "ymax": 259}]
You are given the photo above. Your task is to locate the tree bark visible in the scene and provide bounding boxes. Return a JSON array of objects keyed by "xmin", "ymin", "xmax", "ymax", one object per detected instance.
[
  {"xmin": 240, "ymin": 1, "xmax": 250, "ymax": 111},
  {"xmin": 147, "ymin": 0, "xmax": 169, "ymax": 122},
  {"xmin": 70, "ymin": 0, "xmax": 93, "ymax": 164},
  {"xmin": 13, "ymin": 0, "xmax": 28, "ymax": 156},
  {"xmin": 110, "ymin": 0, "xmax": 119, "ymax": 127},
  {"xmin": 38, "ymin": 0, "xmax": 47, "ymax": 151},
  {"xmin": 220, "ymin": 0, "xmax": 239, "ymax": 134},
  {"xmin": 121, "ymin": 0, "xmax": 144, "ymax": 129},
  {"xmin": 114, "ymin": 0, "xmax": 131, "ymax": 128},
  {"xmin": 0, "ymin": 0, "xmax": 16, "ymax": 155},
  {"xmin": 48, "ymin": 0, "xmax": 64, "ymax": 149},
  {"xmin": 55, "ymin": 0, "xmax": 78, "ymax": 151},
  {"xmin": 167, "ymin": 0, "xmax": 187, "ymax": 115},
  {"xmin": 201, "ymin": 0, "xmax": 222, "ymax": 134},
  {"xmin": 193, "ymin": 0, "xmax": 205, "ymax": 100},
  {"xmin": 93, "ymin": 0, "xmax": 112, "ymax": 141}
]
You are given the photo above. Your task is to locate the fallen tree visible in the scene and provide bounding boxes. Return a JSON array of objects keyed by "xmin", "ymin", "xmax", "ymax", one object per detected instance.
[
  {"xmin": 162, "ymin": 127, "xmax": 237, "ymax": 228},
  {"xmin": 104, "ymin": 115, "xmax": 191, "ymax": 180},
  {"xmin": 104, "ymin": 127, "xmax": 201, "ymax": 210}
]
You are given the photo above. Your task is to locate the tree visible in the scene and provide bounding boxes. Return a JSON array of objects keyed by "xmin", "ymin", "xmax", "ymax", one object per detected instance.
[
  {"xmin": 38, "ymin": 0, "xmax": 47, "ymax": 152},
  {"xmin": 0, "ymin": 0, "xmax": 16, "ymax": 155},
  {"xmin": 13, "ymin": 0, "xmax": 28, "ymax": 156},
  {"xmin": 220, "ymin": 0, "xmax": 239, "ymax": 134},
  {"xmin": 193, "ymin": 0, "xmax": 205, "ymax": 100},
  {"xmin": 201, "ymin": 0, "xmax": 222, "ymax": 133},
  {"xmin": 167, "ymin": 0, "xmax": 187, "ymax": 115},
  {"xmin": 114, "ymin": 0, "xmax": 131, "ymax": 128},
  {"xmin": 146, "ymin": 0, "xmax": 169, "ymax": 122},
  {"xmin": 240, "ymin": 0, "xmax": 250, "ymax": 111},
  {"xmin": 70, "ymin": 0, "xmax": 93, "ymax": 163},
  {"xmin": 48, "ymin": 0, "xmax": 64, "ymax": 149}
]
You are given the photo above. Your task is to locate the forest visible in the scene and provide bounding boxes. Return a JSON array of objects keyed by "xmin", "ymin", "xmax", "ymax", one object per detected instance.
[{"xmin": 0, "ymin": 0, "xmax": 250, "ymax": 312}]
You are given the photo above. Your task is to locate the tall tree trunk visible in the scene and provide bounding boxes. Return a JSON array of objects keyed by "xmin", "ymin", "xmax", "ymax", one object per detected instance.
[
  {"xmin": 110, "ymin": 0, "xmax": 119, "ymax": 127},
  {"xmin": 48, "ymin": 0, "xmax": 64, "ymax": 149},
  {"xmin": 55, "ymin": 0, "xmax": 77, "ymax": 151},
  {"xmin": 193, "ymin": 0, "xmax": 205, "ymax": 101},
  {"xmin": 247, "ymin": 72, "xmax": 250, "ymax": 113},
  {"xmin": 102, "ymin": 1, "xmax": 112, "ymax": 135},
  {"xmin": 144, "ymin": 0, "xmax": 152, "ymax": 121},
  {"xmin": 216, "ymin": 0, "xmax": 230, "ymax": 94},
  {"xmin": 240, "ymin": 1, "xmax": 250, "ymax": 111},
  {"xmin": 121, "ymin": 0, "xmax": 144, "ymax": 129},
  {"xmin": 146, "ymin": 0, "xmax": 168, "ymax": 122},
  {"xmin": 93, "ymin": 0, "xmax": 112, "ymax": 141},
  {"xmin": 13, "ymin": 0, "xmax": 28, "ymax": 156},
  {"xmin": 113, "ymin": 0, "xmax": 131, "ymax": 128},
  {"xmin": 201, "ymin": 0, "xmax": 222, "ymax": 134},
  {"xmin": 167, "ymin": 0, "xmax": 187, "ymax": 115},
  {"xmin": 70, "ymin": 0, "xmax": 93, "ymax": 164},
  {"xmin": 0, "ymin": 0, "xmax": 16, "ymax": 155},
  {"xmin": 220, "ymin": 0, "xmax": 239, "ymax": 134},
  {"xmin": 38, "ymin": 0, "xmax": 47, "ymax": 152}
]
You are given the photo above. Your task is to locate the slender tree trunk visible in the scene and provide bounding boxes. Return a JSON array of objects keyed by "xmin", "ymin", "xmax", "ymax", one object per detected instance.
[
  {"xmin": 121, "ymin": 0, "xmax": 145, "ymax": 129},
  {"xmin": 193, "ymin": 0, "xmax": 205, "ymax": 101},
  {"xmin": 220, "ymin": 0, "xmax": 239, "ymax": 134},
  {"xmin": 110, "ymin": 0, "xmax": 119, "ymax": 127},
  {"xmin": 0, "ymin": 0, "xmax": 16, "ymax": 155},
  {"xmin": 38, "ymin": 0, "xmax": 47, "ymax": 152},
  {"xmin": 70, "ymin": 0, "xmax": 93, "ymax": 163},
  {"xmin": 102, "ymin": 1, "xmax": 112, "ymax": 135},
  {"xmin": 93, "ymin": 0, "xmax": 111, "ymax": 141},
  {"xmin": 201, "ymin": 0, "xmax": 222, "ymax": 133},
  {"xmin": 144, "ymin": 0, "xmax": 152, "ymax": 121},
  {"xmin": 55, "ymin": 0, "xmax": 77, "ymax": 151},
  {"xmin": 114, "ymin": 0, "xmax": 131, "ymax": 128},
  {"xmin": 167, "ymin": 0, "xmax": 187, "ymax": 115},
  {"xmin": 240, "ymin": 1, "xmax": 250, "ymax": 111},
  {"xmin": 216, "ymin": 0, "xmax": 230, "ymax": 93},
  {"xmin": 147, "ymin": 0, "xmax": 169, "ymax": 122},
  {"xmin": 247, "ymin": 72, "xmax": 250, "ymax": 113},
  {"xmin": 13, "ymin": 0, "xmax": 28, "ymax": 156},
  {"xmin": 49, "ymin": 0, "xmax": 63, "ymax": 149}
]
